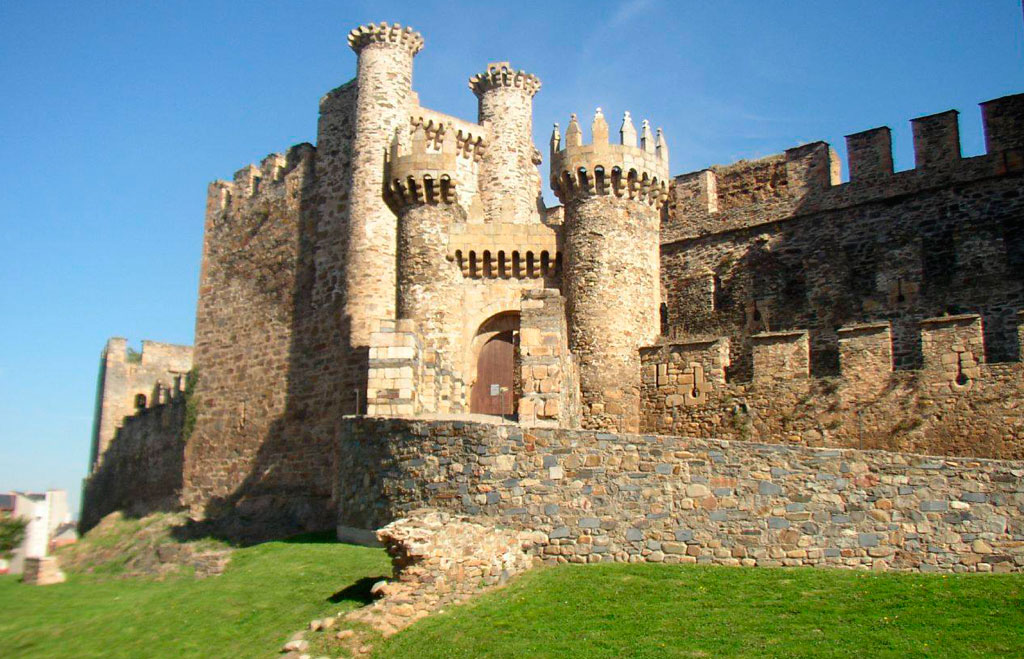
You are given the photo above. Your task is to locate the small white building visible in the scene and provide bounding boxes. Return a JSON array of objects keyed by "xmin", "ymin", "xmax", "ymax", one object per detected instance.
[{"xmin": 3, "ymin": 490, "xmax": 71, "ymax": 575}]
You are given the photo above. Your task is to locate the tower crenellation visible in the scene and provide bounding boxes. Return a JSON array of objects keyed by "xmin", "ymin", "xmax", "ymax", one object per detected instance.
[
  {"xmin": 550, "ymin": 109, "xmax": 670, "ymax": 208},
  {"xmin": 467, "ymin": 61, "xmax": 542, "ymax": 97},
  {"xmin": 347, "ymin": 22, "xmax": 424, "ymax": 56}
]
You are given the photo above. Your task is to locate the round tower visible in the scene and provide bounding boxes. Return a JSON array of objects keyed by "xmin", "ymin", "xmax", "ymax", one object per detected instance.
[
  {"xmin": 345, "ymin": 22, "xmax": 424, "ymax": 346},
  {"xmin": 385, "ymin": 122, "xmax": 473, "ymax": 412},
  {"xmin": 387, "ymin": 124, "xmax": 466, "ymax": 355},
  {"xmin": 469, "ymin": 62, "xmax": 543, "ymax": 224},
  {"xmin": 552, "ymin": 109, "xmax": 670, "ymax": 433}
]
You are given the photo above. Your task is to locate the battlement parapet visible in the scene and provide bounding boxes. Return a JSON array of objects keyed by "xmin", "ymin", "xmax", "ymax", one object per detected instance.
[
  {"xmin": 550, "ymin": 109, "xmax": 669, "ymax": 208},
  {"xmin": 751, "ymin": 330, "xmax": 810, "ymax": 383},
  {"xmin": 410, "ymin": 111, "xmax": 487, "ymax": 161},
  {"xmin": 448, "ymin": 222, "xmax": 560, "ymax": 279},
  {"xmin": 640, "ymin": 312, "xmax": 1024, "ymax": 456},
  {"xmin": 209, "ymin": 143, "xmax": 315, "ymax": 211},
  {"xmin": 666, "ymin": 93, "xmax": 1024, "ymax": 243},
  {"xmin": 468, "ymin": 61, "xmax": 541, "ymax": 98},
  {"xmin": 645, "ymin": 312, "xmax": 1007, "ymax": 393},
  {"xmin": 981, "ymin": 93, "xmax": 1024, "ymax": 152},
  {"xmin": 385, "ymin": 119, "xmax": 486, "ymax": 211},
  {"xmin": 347, "ymin": 22, "xmax": 424, "ymax": 56}
]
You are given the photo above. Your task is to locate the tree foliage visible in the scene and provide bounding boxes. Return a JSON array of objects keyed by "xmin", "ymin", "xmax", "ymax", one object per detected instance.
[{"xmin": 0, "ymin": 516, "xmax": 28, "ymax": 558}]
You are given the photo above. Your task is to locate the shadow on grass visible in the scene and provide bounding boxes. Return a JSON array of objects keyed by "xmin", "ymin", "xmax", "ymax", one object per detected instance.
[
  {"xmin": 328, "ymin": 576, "xmax": 386, "ymax": 606},
  {"xmin": 167, "ymin": 520, "xmax": 341, "ymax": 548}
]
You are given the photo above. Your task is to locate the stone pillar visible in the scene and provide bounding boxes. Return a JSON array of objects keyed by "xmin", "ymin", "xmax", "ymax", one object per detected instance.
[
  {"xmin": 470, "ymin": 62, "xmax": 543, "ymax": 224},
  {"xmin": 552, "ymin": 110, "xmax": 669, "ymax": 433},
  {"xmin": 344, "ymin": 23, "xmax": 424, "ymax": 346}
]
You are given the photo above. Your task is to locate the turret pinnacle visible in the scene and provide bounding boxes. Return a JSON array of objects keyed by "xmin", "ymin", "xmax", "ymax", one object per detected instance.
[
  {"xmin": 550, "ymin": 123, "xmax": 561, "ymax": 154},
  {"xmin": 656, "ymin": 127, "xmax": 669, "ymax": 161},
  {"xmin": 641, "ymin": 119, "xmax": 655, "ymax": 154},
  {"xmin": 592, "ymin": 108, "xmax": 609, "ymax": 144},
  {"xmin": 620, "ymin": 111, "xmax": 637, "ymax": 147},
  {"xmin": 565, "ymin": 113, "xmax": 583, "ymax": 147}
]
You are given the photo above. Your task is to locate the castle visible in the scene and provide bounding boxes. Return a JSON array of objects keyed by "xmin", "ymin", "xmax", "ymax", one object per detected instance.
[{"xmin": 81, "ymin": 23, "xmax": 1024, "ymax": 573}]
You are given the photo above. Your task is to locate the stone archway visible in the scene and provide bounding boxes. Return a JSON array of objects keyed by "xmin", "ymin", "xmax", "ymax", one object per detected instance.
[{"xmin": 469, "ymin": 311, "xmax": 520, "ymax": 416}]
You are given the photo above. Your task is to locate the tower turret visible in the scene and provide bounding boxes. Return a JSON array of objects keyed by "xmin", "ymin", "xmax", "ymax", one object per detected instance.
[
  {"xmin": 552, "ymin": 109, "xmax": 670, "ymax": 433},
  {"xmin": 469, "ymin": 62, "xmax": 543, "ymax": 224},
  {"xmin": 344, "ymin": 22, "xmax": 424, "ymax": 347},
  {"xmin": 384, "ymin": 120, "xmax": 483, "ymax": 413}
]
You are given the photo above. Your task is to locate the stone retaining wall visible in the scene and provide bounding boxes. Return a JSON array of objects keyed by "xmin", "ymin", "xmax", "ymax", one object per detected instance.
[{"xmin": 337, "ymin": 417, "xmax": 1024, "ymax": 573}]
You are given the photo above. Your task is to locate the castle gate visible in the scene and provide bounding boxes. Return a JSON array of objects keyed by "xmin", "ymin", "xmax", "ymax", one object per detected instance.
[{"xmin": 469, "ymin": 312, "xmax": 520, "ymax": 416}]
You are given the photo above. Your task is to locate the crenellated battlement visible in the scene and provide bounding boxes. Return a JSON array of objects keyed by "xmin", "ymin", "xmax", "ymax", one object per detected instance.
[
  {"xmin": 385, "ymin": 118, "xmax": 486, "ymax": 211},
  {"xmin": 643, "ymin": 311, "xmax": 1022, "ymax": 397},
  {"xmin": 550, "ymin": 109, "xmax": 670, "ymax": 208},
  {"xmin": 347, "ymin": 22, "xmax": 424, "ymax": 56},
  {"xmin": 208, "ymin": 143, "xmax": 315, "ymax": 212},
  {"xmin": 666, "ymin": 93, "xmax": 1024, "ymax": 243},
  {"xmin": 409, "ymin": 113, "xmax": 487, "ymax": 161},
  {"xmin": 468, "ymin": 61, "xmax": 541, "ymax": 98},
  {"xmin": 641, "ymin": 310, "xmax": 1024, "ymax": 456}
]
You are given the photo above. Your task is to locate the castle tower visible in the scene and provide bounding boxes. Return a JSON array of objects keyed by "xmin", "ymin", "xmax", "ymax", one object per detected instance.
[
  {"xmin": 552, "ymin": 109, "xmax": 669, "ymax": 432},
  {"xmin": 469, "ymin": 62, "xmax": 543, "ymax": 224},
  {"xmin": 385, "ymin": 122, "xmax": 470, "ymax": 411},
  {"xmin": 345, "ymin": 23, "xmax": 424, "ymax": 346}
]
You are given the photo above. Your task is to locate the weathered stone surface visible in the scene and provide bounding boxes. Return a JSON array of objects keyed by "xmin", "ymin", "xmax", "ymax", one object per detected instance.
[
  {"xmin": 337, "ymin": 418, "xmax": 1024, "ymax": 574},
  {"xmin": 83, "ymin": 20, "xmax": 1024, "ymax": 566}
]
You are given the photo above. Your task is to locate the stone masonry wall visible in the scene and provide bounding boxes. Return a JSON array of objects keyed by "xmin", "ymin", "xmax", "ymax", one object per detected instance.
[
  {"xmin": 336, "ymin": 417, "xmax": 1024, "ymax": 573},
  {"xmin": 517, "ymin": 288, "xmax": 580, "ymax": 427},
  {"xmin": 662, "ymin": 96, "xmax": 1024, "ymax": 377},
  {"xmin": 639, "ymin": 315, "xmax": 1024, "ymax": 460},
  {"xmin": 563, "ymin": 195, "xmax": 661, "ymax": 433},
  {"xmin": 89, "ymin": 337, "xmax": 192, "ymax": 471},
  {"xmin": 81, "ymin": 397, "xmax": 186, "ymax": 531},
  {"xmin": 184, "ymin": 144, "xmax": 333, "ymax": 530}
]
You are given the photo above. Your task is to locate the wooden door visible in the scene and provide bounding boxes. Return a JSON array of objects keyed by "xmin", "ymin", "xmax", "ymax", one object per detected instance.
[{"xmin": 471, "ymin": 331, "xmax": 516, "ymax": 416}]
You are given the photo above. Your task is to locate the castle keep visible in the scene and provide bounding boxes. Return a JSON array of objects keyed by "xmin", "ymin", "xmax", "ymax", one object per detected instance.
[{"xmin": 83, "ymin": 23, "xmax": 1024, "ymax": 573}]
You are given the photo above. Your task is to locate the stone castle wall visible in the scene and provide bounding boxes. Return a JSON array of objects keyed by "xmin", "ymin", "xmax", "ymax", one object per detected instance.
[
  {"xmin": 83, "ymin": 22, "xmax": 1024, "ymax": 549},
  {"xmin": 639, "ymin": 314, "xmax": 1024, "ymax": 459},
  {"xmin": 81, "ymin": 397, "xmax": 186, "ymax": 530},
  {"xmin": 89, "ymin": 338, "xmax": 192, "ymax": 472},
  {"xmin": 184, "ymin": 143, "xmax": 335, "ymax": 530},
  {"xmin": 336, "ymin": 417, "xmax": 1024, "ymax": 573},
  {"xmin": 661, "ymin": 95, "xmax": 1024, "ymax": 377}
]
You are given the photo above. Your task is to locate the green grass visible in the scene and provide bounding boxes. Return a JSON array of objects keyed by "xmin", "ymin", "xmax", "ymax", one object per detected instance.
[
  {"xmin": 4, "ymin": 539, "xmax": 1023, "ymax": 658},
  {"xmin": 376, "ymin": 563, "xmax": 1024, "ymax": 658},
  {"xmin": 0, "ymin": 534, "xmax": 390, "ymax": 658}
]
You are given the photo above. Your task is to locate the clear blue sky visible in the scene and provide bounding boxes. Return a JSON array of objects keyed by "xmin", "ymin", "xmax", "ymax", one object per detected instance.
[{"xmin": 2, "ymin": 1, "xmax": 1022, "ymax": 517}]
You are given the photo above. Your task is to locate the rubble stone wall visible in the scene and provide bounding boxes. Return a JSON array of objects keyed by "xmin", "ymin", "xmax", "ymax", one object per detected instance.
[
  {"xmin": 184, "ymin": 144, "xmax": 333, "ymax": 529},
  {"xmin": 81, "ymin": 398, "xmax": 186, "ymax": 530},
  {"xmin": 661, "ymin": 98, "xmax": 1024, "ymax": 377},
  {"xmin": 336, "ymin": 417, "xmax": 1024, "ymax": 573},
  {"xmin": 639, "ymin": 315, "xmax": 1024, "ymax": 459},
  {"xmin": 89, "ymin": 338, "xmax": 192, "ymax": 472}
]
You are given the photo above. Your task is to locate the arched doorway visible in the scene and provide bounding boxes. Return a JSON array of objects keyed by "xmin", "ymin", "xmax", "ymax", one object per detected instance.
[{"xmin": 469, "ymin": 312, "xmax": 520, "ymax": 417}]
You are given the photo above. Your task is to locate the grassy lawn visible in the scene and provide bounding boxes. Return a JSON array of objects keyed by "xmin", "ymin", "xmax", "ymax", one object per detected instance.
[
  {"xmin": 3, "ymin": 537, "xmax": 1023, "ymax": 658},
  {"xmin": 0, "ymin": 534, "xmax": 390, "ymax": 658},
  {"xmin": 376, "ymin": 563, "xmax": 1024, "ymax": 658}
]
